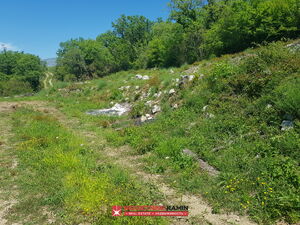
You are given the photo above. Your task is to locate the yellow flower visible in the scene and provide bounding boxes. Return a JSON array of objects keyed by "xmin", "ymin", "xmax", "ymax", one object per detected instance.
[{"xmin": 262, "ymin": 202, "xmax": 265, "ymax": 206}]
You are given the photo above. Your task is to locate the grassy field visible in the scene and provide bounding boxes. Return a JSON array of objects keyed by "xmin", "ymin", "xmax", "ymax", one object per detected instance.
[{"xmin": 0, "ymin": 40, "xmax": 299, "ymax": 224}]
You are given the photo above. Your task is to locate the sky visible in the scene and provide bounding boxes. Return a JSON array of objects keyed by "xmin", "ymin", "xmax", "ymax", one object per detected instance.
[{"xmin": 0, "ymin": 0, "xmax": 170, "ymax": 59}]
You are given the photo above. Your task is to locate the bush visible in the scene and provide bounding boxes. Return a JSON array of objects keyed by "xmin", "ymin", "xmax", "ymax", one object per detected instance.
[
  {"xmin": 274, "ymin": 77, "xmax": 300, "ymax": 118},
  {"xmin": 0, "ymin": 80, "xmax": 33, "ymax": 96},
  {"xmin": 97, "ymin": 79, "xmax": 107, "ymax": 91}
]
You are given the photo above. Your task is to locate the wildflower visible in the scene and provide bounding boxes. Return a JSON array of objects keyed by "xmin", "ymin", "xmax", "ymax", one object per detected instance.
[{"xmin": 262, "ymin": 202, "xmax": 265, "ymax": 206}]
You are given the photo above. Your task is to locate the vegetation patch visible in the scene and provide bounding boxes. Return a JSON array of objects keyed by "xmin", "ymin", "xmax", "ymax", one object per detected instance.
[{"xmin": 11, "ymin": 108, "xmax": 166, "ymax": 224}]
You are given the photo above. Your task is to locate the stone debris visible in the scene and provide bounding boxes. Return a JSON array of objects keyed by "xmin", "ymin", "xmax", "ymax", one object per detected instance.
[
  {"xmin": 86, "ymin": 103, "xmax": 131, "ymax": 116},
  {"xmin": 169, "ymin": 89, "xmax": 176, "ymax": 95},
  {"xmin": 287, "ymin": 41, "xmax": 300, "ymax": 52},
  {"xmin": 202, "ymin": 105, "xmax": 208, "ymax": 112},
  {"xmin": 182, "ymin": 149, "xmax": 219, "ymax": 176},
  {"xmin": 205, "ymin": 113, "xmax": 215, "ymax": 119},
  {"xmin": 146, "ymin": 100, "xmax": 154, "ymax": 106},
  {"xmin": 135, "ymin": 74, "xmax": 150, "ymax": 80},
  {"xmin": 141, "ymin": 114, "xmax": 154, "ymax": 123},
  {"xmin": 172, "ymin": 104, "xmax": 178, "ymax": 109},
  {"xmin": 152, "ymin": 105, "xmax": 161, "ymax": 114},
  {"xmin": 119, "ymin": 86, "xmax": 131, "ymax": 91},
  {"xmin": 281, "ymin": 120, "xmax": 294, "ymax": 131},
  {"xmin": 153, "ymin": 91, "xmax": 162, "ymax": 98},
  {"xmin": 135, "ymin": 74, "xmax": 143, "ymax": 79},
  {"xmin": 266, "ymin": 104, "xmax": 272, "ymax": 109},
  {"xmin": 183, "ymin": 65, "xmax": 199, "ymax": 74}
]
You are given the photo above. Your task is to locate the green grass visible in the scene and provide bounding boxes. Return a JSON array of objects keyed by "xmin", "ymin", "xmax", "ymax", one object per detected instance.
[
  {"xmin": 10, "ymin": 108, "xmax": 167, "ymax": 225},
  {"xmin": 7, "ymin": 40, "xmax": 300, "ymax": 224}
]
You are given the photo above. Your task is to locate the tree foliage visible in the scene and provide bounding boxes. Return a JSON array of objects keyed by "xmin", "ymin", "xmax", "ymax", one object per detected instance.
[
  {"xmin": 0, "ymin": 51, "xmax": 46, "ymax": 95},
  {"xmin": 55, "ymin": 0, "xmax": 300, "ymax": 80}
]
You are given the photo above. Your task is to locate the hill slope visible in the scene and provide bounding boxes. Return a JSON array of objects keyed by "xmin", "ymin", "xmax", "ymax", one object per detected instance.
[
  {"xmin": 39, "ymin": 40, "xmax": 300, "ymax": 224},
  {"xmin": 1, "ymin": 40, "xmax": 299, "ymax": 225}
]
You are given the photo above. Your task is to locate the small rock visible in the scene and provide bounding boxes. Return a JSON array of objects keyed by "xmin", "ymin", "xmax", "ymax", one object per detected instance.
[
  {"xmin": 154, "ymin": 91, "xmax": 162, "ymax": 98},
  {"xmin": 207, "ymin": 113, "xmax": 215, "ymax": 119},
  {"xmin": 146, "ymin": 100, "xmax": 153, "ymax": 106},
  {"xmin": 141, "ymin": 115, "xmax": 147, "ymax": 123},
  {"xmin": 281, "ymin": 120, "xmax": 294, "ymax": 131},
  {"xmin": 135, "ymin": 74, "xmax": 143, "ymax": 79},
  {"xmin": 199, "ymin": 74, "xmax": 205, "ymax": 79},
  {"xmin": 142, "ymin": 75, "xmax": 150, "ymax": 80},
  {"xmin": 188, "ymin": 75, "xmax": 195, "ymax": 81},
  {"xmin": 135, "ymin": 86, "xmax": 140, "ymax": 90},
  {"xmin": 173, "ymin": 104, "xmax": 178, "ymax": 109},
  {"xmin": 266, "ymin": 104, "xmax": 272, "ymax": 109},
  {"xmin": 152, "ymin": 105, "xmax": 161, "ymax": 114},
  {"xmin": 287, "ymin": 41, "xmax": 300, "ymax": 52},
  {"xmin": 202, "ymin": 105, "xmax": 208, "ymax": 112},
  {"xmin": 86, "ymin": 103, "xmax": 131, "ymax": 116},
  {"xmin": 169, "ymin": 89, "xmax": 176, "ymax": 95}
]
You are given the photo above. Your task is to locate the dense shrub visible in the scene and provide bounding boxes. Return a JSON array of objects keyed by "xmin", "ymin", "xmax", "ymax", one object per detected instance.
[
  {"xmin": 0, "ymin": 80, "xmax": 33, "ymax": 96},
  {"xmin": 0, "ymin": 51, "xmax": 45, "ymax": 95}
]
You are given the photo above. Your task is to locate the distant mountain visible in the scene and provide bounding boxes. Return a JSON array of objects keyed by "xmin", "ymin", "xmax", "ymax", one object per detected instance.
[{"xmin": 43, "ymin": 58, "xmax": 57, "ymax": 67}]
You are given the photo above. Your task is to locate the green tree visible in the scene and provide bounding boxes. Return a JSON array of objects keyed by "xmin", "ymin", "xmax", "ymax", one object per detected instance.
[
  {"xmin": 0, "ymin": 51, "xmax": 45, "ymax": 95},
  {"xmin": 56, "ymin": 47, "xmax": 87, "ymax": 80},
  {"xmin": 112, "ymin": 15, "xmax": 153, "ymax": 46},
  {"xmin": 97, "ymin": 31, "xmax": 132, "ymax": 71},
  {"xmin": 169, "ymin": 0, "xmax": 204, "ymax": 28},
  {"xmin": 146, "ymin": 22, "xmax": 184, "ymax": 68}
]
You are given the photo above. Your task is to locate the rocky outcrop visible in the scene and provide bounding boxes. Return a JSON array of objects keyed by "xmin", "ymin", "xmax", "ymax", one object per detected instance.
[{"xmin": 86, "ymin": 103, "xmax": 131, "ymax": 116}]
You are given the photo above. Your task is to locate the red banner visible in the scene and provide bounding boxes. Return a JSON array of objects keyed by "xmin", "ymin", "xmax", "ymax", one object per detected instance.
[{"xmin": 124, "ymin": 211, "xmax": 189, "ymax": 216}]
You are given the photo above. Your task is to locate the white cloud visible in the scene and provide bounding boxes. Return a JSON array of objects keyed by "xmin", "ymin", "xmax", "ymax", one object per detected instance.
[{"xmin": 0, "ymin": 42, "xmax": 19, "ymax": 51}]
